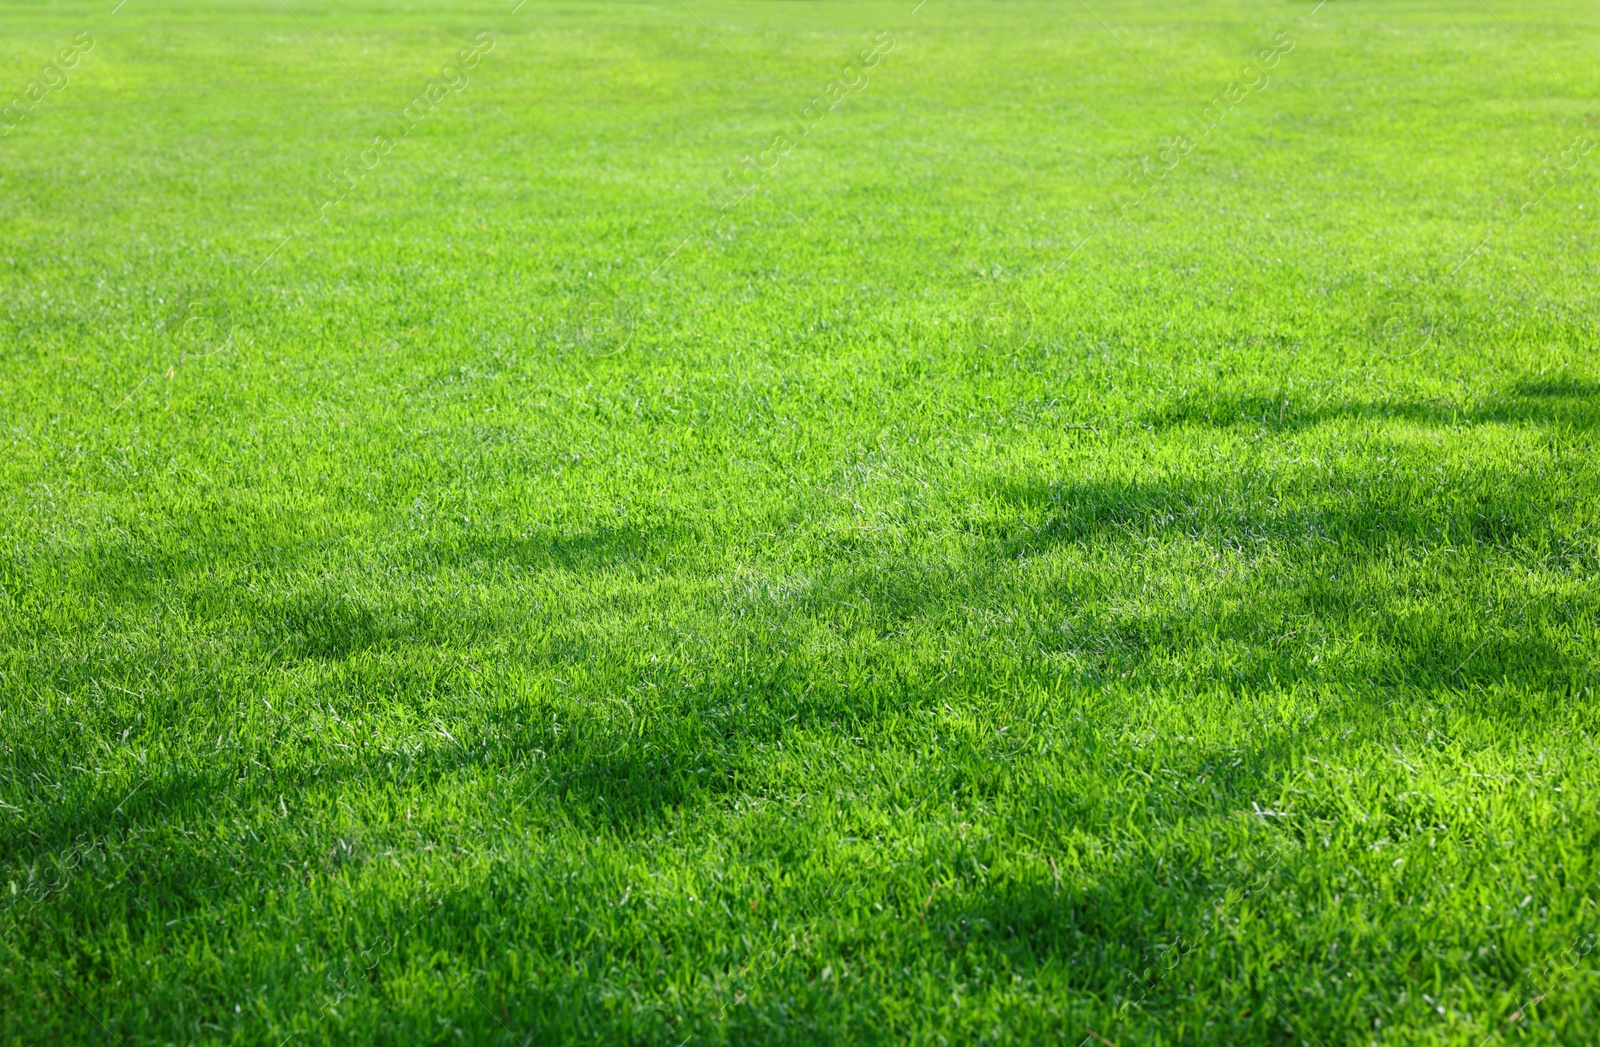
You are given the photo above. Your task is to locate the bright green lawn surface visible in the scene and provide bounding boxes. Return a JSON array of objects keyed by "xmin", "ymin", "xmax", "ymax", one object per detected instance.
[{"xmin": 2, "ymin": 0, "xmax": 1599, "ymax": 1042}]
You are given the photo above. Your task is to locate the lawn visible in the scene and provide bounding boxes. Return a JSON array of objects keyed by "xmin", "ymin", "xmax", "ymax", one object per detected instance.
[{"xmin": 2, "ymin": 0, "xmax": 1598, "ymax": 1042}]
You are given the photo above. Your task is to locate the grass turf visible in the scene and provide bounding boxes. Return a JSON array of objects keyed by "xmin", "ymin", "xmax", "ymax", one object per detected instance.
[{"xmin": 2, "ymin": 0, "xmax": 1599, "ymax": 1042}]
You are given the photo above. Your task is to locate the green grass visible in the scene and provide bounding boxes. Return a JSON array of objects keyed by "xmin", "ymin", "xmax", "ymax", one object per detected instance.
[{"xmin": 2, "ymin": 0, "xmax": 1599, "ymax": 1042}]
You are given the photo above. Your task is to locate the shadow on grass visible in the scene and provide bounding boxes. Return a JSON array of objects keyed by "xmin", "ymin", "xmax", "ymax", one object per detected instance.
[
  {"xmin": 417, "ymin": 520, "xmax": 697, "ymax": 576},
  {"xmin": 988, "ymin": 469, "xmax": 1575, "ymax": 558},
  {"xmin": 11, "ymin": 381, "xmax": 1600, "ymax": 850},
  {"xmin": 7, "ymin": 378, "xmax": 1600, "ymax": 1043},
  {"xmin": 1144, "ymin": 374, "xmax": 1600, "ymax": 435}
]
